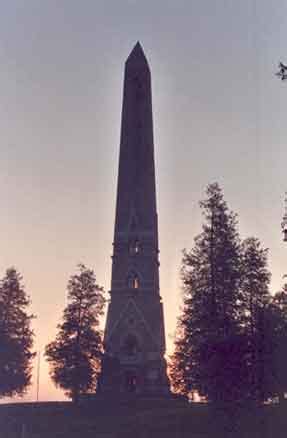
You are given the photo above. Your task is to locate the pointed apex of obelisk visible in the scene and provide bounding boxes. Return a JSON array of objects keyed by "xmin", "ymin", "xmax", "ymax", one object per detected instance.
[
  {"xmin": 125, "ymin": 41, "xmax": 149, "ymax": 72},
  {"xmin": 132, "ymin": 41, "xmax": 145, "ymax": 54}
]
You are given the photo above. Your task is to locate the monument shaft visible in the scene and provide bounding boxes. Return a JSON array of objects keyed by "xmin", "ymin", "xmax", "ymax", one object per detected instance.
[{"xmin": 99, "ymin": 43, "xmax": 169, "ymax": 395}]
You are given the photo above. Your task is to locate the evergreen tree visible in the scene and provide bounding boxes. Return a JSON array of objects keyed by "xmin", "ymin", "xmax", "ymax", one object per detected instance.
[
  {"xmin": 268, "ymin": 283, "xmax": 287, "ymax": 402},
  {"xmin": 169, "ymin": 324, "xmax": 191, "ymax": 397},
  {"xmin": 45, "ymin": 264, "xmax": 105, "ymax": 403},
  {"xmin": 170, "ymin": 183, "xmax": 244, "ymax": 402},
  {"xmin": 0, "ymin": 267, "xmax": 35, "ymax": 398},
  {"xmin": 240, "ymin": 237, "xmax": 272, "ymax": 401}
]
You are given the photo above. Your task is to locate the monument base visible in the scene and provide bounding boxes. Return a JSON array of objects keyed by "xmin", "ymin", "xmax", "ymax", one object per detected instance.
[{"xmin": 97, "ymin": 354, "xmax": 170, "ymax": 397}]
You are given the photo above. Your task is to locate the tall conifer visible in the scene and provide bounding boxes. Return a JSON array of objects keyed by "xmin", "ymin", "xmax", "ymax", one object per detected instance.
[
  {"xmin": 268, "ymin": 283, "xmax": 287, "ymax": 402},
  {"xmin": 45, "ymin": 264, "xmax": 105, "ymax": 403},
  {"xmin": 171, "ymin": 183, "xmax": 243, "ymax": 401},
  {"xmin": 0, "ymin": 267, "xmax": 35, "ymax": 397},
  {"xmin": 240, "ymin": 237, "xmax": 271, "ymax": 401}
]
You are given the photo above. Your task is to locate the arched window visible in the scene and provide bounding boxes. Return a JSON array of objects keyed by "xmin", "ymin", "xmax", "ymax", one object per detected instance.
[
  {"xmin": 127, "ymin": 272, "xmax": 140, "ymax": 289},
  {"xmin": 133, "ymin": 276, "xmax": 140, "ymax": 289}
]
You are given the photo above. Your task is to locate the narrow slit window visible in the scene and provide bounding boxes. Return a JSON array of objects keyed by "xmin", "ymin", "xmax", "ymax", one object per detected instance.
[
  {"xmin": 128, "ymin": 273, "xmax": 140, "ymax": 289},
  {"xmin": 134, "ymin": 276, "xmax": 139, "ymax": 289},
  {"xmin": 129, "ymin": 240, "xmax": 140, "ymax": 255}
]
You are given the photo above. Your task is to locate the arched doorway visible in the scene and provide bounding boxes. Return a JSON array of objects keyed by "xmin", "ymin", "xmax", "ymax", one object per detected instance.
[{"xmin": 120, "ymin": 334, "xmax": 142, "ymax": 392}]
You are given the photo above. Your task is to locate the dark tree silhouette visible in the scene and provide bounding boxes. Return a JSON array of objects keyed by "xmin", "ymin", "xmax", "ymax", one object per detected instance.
[
  {"xmin": 170, "ymin": 185, "xmax": 287, "ymax": 403},
  {"xmin": 169, "ymin": 324, "xmax": 191, "ymax": 397},
  {"xmin": 276, "ymin": 62, "xmax": 287, "ymax": 80},
  {"xmin": 170, "ymin": 183, "xmax": 244, "ymax": 402},
  {"xmin": 240, "ymin": 237, "xmax": 272, "ymax": 402},
  {"xmin": 0, "ymin": 267, "xmax": 35, "ymax": 398},
  {"xmin": 268, "ymin": 283, "xmax": 287, "ymax": 402},
  {"xmin": 45, "ymin": 264, "xmax": 105, "ymax": 404}
]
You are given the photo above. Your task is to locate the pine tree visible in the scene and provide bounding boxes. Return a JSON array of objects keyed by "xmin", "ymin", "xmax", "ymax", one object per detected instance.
[
  {"xmin": 45, "ymin": 264, "xmax": 105, "ymax": 403},
  {"xmin": 268, "ymin": 283, "xmax": 287, "ymax": 402},
  {"xmin": 240, "ymin": 237, "xmax": 272, "ymax": 401},
  {"xmin": 169, "ymin": 324, "xmax": 192, "ymax": 397},
  {"xmin": 0, "ymin": 267, "xmax": 35, "ymax": 398},
  {"xmin": 170, "ymin": 183, "xmax": 244, "ymax": 402}
]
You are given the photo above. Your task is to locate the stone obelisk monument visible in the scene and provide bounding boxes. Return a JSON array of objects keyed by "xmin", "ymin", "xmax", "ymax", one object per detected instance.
[{"xmin": 99, "ymin": 42, "xmax": 170, "ymax": 396}]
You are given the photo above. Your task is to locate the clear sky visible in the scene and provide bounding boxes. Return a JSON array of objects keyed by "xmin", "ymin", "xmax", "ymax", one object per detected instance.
[{"xmin": 1, "ymin": 0, "xmax": 287, "ymax": 402}]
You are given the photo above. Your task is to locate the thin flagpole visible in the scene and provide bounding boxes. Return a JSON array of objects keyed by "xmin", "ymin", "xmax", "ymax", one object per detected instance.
[{"xmin": 36, "ymin": 350, "xmax": 41, "ymax": 402}]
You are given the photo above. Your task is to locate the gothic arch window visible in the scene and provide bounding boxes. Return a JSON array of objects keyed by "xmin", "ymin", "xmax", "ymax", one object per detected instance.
[
  {"xmin": 127, "ymin": 271, "xmax": 140, "ymax": 289},
  {"xmin": 133, "ymin": 276, "xmax": 140, "ymax": 289}
]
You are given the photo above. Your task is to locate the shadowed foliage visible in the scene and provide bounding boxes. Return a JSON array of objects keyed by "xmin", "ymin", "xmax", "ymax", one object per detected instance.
[
  {"xmin": 170, "ymin": 183, "xmax": 243, "ymax": 401},
  {"xmin": 240, "ymin": 237, "xmax": 272, "ymax": 401},
  {"xmin": 266, "ymin": 283, "xmax": 287, "ymax": 401},
  {"xmin": 0, "ymin": 267, "xmax": 35, "ymax": 398},
  {"xmin": 169, "ymin": 184, "xmax": 280, "ymax": 403},
  {"xmin": 45, "ymin": 264, "xmax": 105, "ymax": 403}
]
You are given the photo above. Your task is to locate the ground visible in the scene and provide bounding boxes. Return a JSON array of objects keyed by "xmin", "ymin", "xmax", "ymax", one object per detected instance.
[{"xmin": 0, "ymin": 398, "xmax": 286, "ymax": 437}]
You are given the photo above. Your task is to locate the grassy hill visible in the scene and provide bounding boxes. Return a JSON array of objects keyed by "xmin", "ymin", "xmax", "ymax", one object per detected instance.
[{"xmin": 0, "ymin": 398, "xmax": 287, "ymax": 437}]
